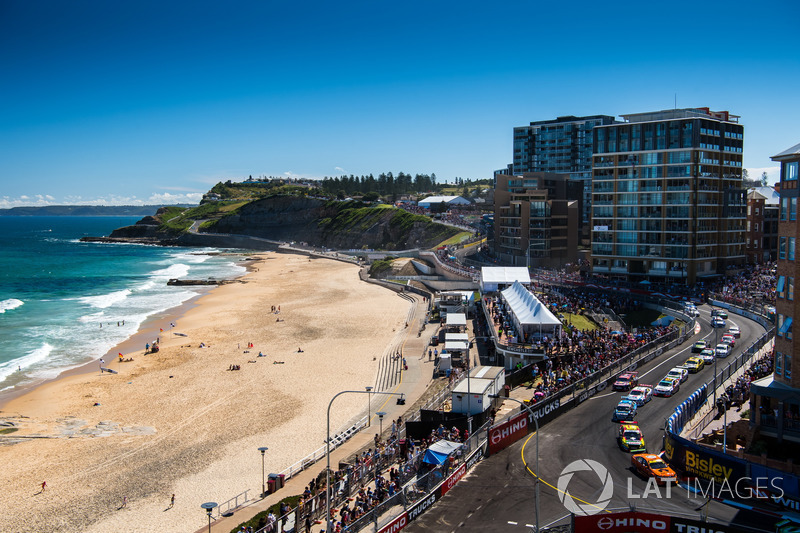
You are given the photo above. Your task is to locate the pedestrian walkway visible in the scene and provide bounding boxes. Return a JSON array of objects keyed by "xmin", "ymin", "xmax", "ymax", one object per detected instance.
[{"xmin": 201, "ymin": 290, "xmax": 440, "ymax": 533}]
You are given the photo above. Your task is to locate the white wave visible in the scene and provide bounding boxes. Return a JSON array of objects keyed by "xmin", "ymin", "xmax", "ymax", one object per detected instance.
[
  {"xmin": 151, "ymin": 263, "xmax": 190, "ymax": 279},
  {"xmin": 0, "ymin": 343, "xmax": 52, "ymax": 384},
  {"xmin": 78, "ymin": 289, "xmax": 132, "ymax": 309},
  {"xmin": 0, "ymin": 299, "xmax": 24, "ymax": 313}
]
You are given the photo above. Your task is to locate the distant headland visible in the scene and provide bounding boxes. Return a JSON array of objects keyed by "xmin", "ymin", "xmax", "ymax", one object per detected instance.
[{"xmin": 0, "ymin": 205, "xmax": 197, "ymax": 217}]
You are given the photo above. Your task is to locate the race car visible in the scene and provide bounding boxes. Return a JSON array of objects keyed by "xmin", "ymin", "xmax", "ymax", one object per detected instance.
[
  {"xmin": 715, "ymin": 343, "xmax": 731, "ymax": 358},
  {"xmin": 654, "ymin": 377, "xmax": 680, "ymax": 397},
  {"xmin": 727, "ymin": 325, "xmax": 741, "ymax": 338},
  {"xmin": 613, "ymin": 372, "xmax": 639, "ymax": 391},
  {"xmin": 666, "ymin": 366, "xmax": 689, "ymax": 383},
  {"xmin": 711, "ymin": 309, "xmax": 729, "ymax": 319},
  {"xmin": 692, "ymin": 340, "xmax": 708, "ymax": 353},
  {"xmin": 683, "ymin": 357, "xmax": 704, "ymax": 373},
  {"xmin": 613, "ymin": 399, "xmax": 638, "ymax": 422},
  {"xmin": 711, "ymin": 317, "xmax": 726, "ymax": 328},
  {"xmin": 631, "ymin": 453, "xmax": 677, "ymax": 485},
  {"xmin": 618, "ymin": 423, "xmax": 647, "ymax": 453},
  {"xmin": 699, "ymin": 348, "xmax": 716, "ymax": 365},
  {"xmin": 721, "ymin": 334, "xmax": 736, "ymax": 347},
  {"xmin": 625, "ymin": 385, "xmax": 653, "ymax": 406}
]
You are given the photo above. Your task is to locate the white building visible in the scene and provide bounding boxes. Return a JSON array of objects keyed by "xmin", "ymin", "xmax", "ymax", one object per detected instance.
[{"xmin": 418, "ymin": 195, "xmax": 471, "ymax": 209}]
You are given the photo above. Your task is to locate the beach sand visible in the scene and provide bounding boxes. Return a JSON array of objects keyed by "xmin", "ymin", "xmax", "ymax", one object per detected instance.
[{"xmin": 0, "ymin": 252, "xmax": 411, "ymax": 533}]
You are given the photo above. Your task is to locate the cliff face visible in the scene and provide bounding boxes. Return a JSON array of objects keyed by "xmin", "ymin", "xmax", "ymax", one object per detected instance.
[{"xmin": 207, "ymin": 197, "xmax": 459, "ymax": 250}]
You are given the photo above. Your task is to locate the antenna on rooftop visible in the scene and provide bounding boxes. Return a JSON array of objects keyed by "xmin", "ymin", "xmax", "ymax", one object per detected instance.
[{"xmin": 674, "ymin": 93, "xmax": 677, "ymax": 109}]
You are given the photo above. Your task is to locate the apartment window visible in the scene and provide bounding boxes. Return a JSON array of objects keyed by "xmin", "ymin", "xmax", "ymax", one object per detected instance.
[
  {"xmin": 792, "ymin": 198, "xmax": 797, "ymax": 221},
  {"xmin": 782, "ymin": 198, "xmax": 789, "ymax": 221},
  {"xmin": 779, "ymin": 315, "xmax": 793, "ymax": 339},
  {"xmin": 787, "ymin": 161, "xmax": 799, "ymax": 181},
  {"xmin": 776, "ymin": 351, "xmax": 783, "ymax": 377},
  {"xmin": 786, "ymin": 354, "xmax": 792, "ymax": 379},
  {"xmin": 778, "ymin": 276, "xmax": 786, "ymax": 298},
  {"xmin": 791, "ymin": 237, "xmax": 797, "ymax": 261},
  {"xmin": 780, "ymin": 237, "xmax": 787, "ymax": 259},
  {"xmin": 777, "ymin": 314, "xmax": 785, "ymax": 337},
  {"xmin": 789, "ymin": 277, "xmax": 795, "ymax": 300}
]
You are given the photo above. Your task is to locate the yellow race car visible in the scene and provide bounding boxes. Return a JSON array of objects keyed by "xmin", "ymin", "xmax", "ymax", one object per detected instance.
[
  {"xmin": 683, "ymin": 357, "xmax": 704, "ymax": 373},
  {"xmin": 618, "ymin": 423, "xmax": 646, "ymax": 453}
]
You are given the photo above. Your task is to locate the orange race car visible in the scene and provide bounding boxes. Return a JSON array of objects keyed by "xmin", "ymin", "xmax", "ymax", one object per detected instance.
[{"xmin": 631, "ymin": 453, "xmax": 677, "ymax": 485}]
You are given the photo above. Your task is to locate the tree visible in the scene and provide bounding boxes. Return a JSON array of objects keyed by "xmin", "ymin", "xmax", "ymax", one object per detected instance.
[
  {"xmin": 761, "ymin": 171, "xmax": 769, "ymax": 187},
  {"xmin": 337, "ymin": 189, "xmax": 346, "ymax": 200}
]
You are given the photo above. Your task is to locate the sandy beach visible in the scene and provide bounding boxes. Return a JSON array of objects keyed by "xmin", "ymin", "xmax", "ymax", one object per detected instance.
[{"xmin": 0, "ymin": 252, "xmax": 411, "ymax": 533}]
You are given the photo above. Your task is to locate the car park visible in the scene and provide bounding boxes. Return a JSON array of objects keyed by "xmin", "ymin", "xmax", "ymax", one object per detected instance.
[
  {"xmin": 613, "ymin": 399, "xmax": 638, "ymax": 422},
  {"xmin": 618, "ymin": 424, "xmax": 647, "ymax": 453},
  {"xmin": 711, "ymin": 317, "xmax": 726, "ymax": 328},
  {"xmin": 727, "ymin": 325, "xmax": 741, "ymax": 338},
  {"xmin": 715, "ymin": 343, "xmax": 731, "ymax": 358},
  {"xmin": 683, "ymin": 357, "xmax": 704, "ymax": 373},
  {"xmin": 666, "ymin": 367, "xmax": 689, "ymax": 383},
  {"xmin": 631, "ymin": 453, "xmax": 677, "ymax": 485},
  {"xmin": 654, "ymin": 377, "xmax": 680, "ymax": 397},
  {"xmin": 692, "ymin": 340, "xmax": 708, "ymax": 353},
  {"xmin": 625, "ymin": 385, "xmax": 653, "ymax": 406},
  {"xmin": 613, "ymin": 372, "xmax": 639, "ymax": 391}
]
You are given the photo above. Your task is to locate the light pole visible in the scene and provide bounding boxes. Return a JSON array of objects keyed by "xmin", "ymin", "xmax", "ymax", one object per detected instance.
[
  {"xmin": 490, "ymin": 394, "xmax": 539, "ymax": 532},
  {"xmin": 365, "ymin": 386, "xmax": 373, "ymax": 427},
  {"xmin": 326, "ymin": 390, "xmax": 403, "ymax": 533},
  {"xmin": 201, "ymin": 502, "xmax": 217, "ymax": 533},
  {"xmin": 376, "ymin": 411, "xmax": 387, "ymax": 438},
  {"xmin": 258, "ymin": 446, "xmax": 269, "ymax": 497}
]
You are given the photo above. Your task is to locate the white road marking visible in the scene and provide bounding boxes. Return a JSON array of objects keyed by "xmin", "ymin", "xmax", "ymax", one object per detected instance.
[{"xmin": 508, "ymin": 521, "xmax": 518, "ymax": 525}]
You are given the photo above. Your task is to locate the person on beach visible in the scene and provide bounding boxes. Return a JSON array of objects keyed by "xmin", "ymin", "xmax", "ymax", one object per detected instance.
[
  {"xmin": 41, "ymin": 481, "xmax": 46, "ymax": 492},
  {"xmin": 121, "ymin": 496, "xmax": 127, "ymax": 508},
  {"xmin": 169, "ymin": 494, "xmax": 175, "ymax": 508}
]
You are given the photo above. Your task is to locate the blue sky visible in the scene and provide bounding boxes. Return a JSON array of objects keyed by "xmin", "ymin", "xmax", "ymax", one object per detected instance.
[{"xmin": 1, "ymin": 0, "xmax": 798, "ymax": 207}]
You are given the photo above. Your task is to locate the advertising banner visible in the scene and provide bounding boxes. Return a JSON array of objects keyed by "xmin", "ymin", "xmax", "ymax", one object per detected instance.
[
  {"xmin": 664, "ymin": 433, "xmax": 746, "ymax": 484},
  {"xmin": 487, "ymin": 396, "xmax": 568, "ymax": 454},
  {"xmin": 575, "ymin": 510, "xmax": 748, "ymax": 533}
]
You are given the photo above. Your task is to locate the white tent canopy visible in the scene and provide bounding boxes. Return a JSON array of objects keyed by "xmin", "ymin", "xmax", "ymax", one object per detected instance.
[
  {"xmin": 480, "ymin": 267, "xmax": 531, "ymax": 292},
  {"xmin": 500, "ymin": 281, "xmax": 561, "ymax": 340},
  {"xmin": 446, "ymin": 313, "xmax": 467, "ymax": 327}
]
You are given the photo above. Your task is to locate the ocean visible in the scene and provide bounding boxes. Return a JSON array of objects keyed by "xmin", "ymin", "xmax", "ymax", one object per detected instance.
[{"xmin": 0, "ymin": 216, "xmax": 248, "ymax": 394}]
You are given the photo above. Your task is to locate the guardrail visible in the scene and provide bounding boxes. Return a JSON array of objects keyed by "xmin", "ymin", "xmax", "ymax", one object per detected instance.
[{"xmin": 212, "ymin": 489, "xmax": 251, "ymax": 519}]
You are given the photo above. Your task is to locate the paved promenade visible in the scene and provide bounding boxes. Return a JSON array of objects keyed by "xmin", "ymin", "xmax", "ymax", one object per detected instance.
[{"xmin": 200, "ymin": 291, "xmax": 440, "ymax": 533}]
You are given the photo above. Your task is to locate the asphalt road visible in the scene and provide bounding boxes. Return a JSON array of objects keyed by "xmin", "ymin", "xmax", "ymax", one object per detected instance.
[{"xmin": 405, "ymin": 304, "xmax": 772, "ymax": 532}]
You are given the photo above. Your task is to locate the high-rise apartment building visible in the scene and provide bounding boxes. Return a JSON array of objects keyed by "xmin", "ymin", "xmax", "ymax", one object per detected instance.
[
  {"xmin": 493, "ymin": 172, "xmax": 579, "ymax": 268},
  {"xmin": 590, "ymin": 108, "xmax": 746, "ymax": 285},
  {"xmin": 750, "ymin": 142, "xmax": 800, "ymax": 442},
  {"xmin": 513, "ymin": 115, "xmax": 617, "ymax": 225}
]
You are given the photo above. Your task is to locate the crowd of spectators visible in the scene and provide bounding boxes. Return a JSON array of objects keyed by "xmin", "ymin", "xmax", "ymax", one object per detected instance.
[
  {"xmin": 721, "ymin": 352, "xmax": 775, "ymax": 410},
  {"xmin": 709, "ymin": 262, "xmax": 776, "ymax": 309}
]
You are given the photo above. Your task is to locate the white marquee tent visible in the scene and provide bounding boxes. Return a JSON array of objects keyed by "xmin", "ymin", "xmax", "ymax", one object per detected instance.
[
  {"xmin": 500, "ymin": 281, "xmax": 561, "ymax": 341},
  {"xmin": 480, "ymin": 266, "xmax": 531, "ymax": 292}
]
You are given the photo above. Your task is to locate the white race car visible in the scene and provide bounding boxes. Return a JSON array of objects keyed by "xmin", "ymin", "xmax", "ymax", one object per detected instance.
[{"xmin": 625, "ymin": 385, "xmax": 653, "ymax": 406}]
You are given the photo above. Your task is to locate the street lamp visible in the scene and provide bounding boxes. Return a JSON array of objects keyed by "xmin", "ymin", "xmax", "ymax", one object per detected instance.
[
  {"xmin": 376, "ymin": 411, "xmax": 387, "ymax": 437},
  {"xmin": 201, "ymin": 502, "xmax": 217, "ymax": 533},
  {"xmin": 365, "ymin": 386, "xmax": 373, "ymax": 427},
  {"xmin": 326, "ymin": 390, "xmax": 403, "ymax": 533},
  {"xmin": 258, "ymin": 446, "xmax": 269, "ymax": 497},
  {"xmin": 490, "ymin": 394, "xmax": 539, "ymax": 532}
]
